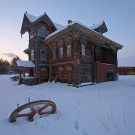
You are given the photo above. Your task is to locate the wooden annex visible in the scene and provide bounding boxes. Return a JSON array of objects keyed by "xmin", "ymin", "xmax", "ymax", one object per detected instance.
[{"xmin": 20, "ymin": 12, "xmax": 123, "ymax": 87}]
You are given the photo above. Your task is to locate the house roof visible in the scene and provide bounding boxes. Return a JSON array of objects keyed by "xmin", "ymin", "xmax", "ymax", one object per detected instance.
[
  {"xmin": 26, "ymin": 13, "xmax": 64, "ymax": 29},
  {"xmin": 21, "ymin": 12, "xmax": 64, "ymax": 35},
  {"xmin": 16, "ymin": 61, "xmax": 35, "ymax": 68},
  {"xmin": 45, "ymin": 21, "xmax": 123, "ymax": 49},
  {"xmin": 21, "ymin": 13, "xmax": 123, "ymax": 50},
  {"xmin": 25, "ymin": 14, "xmax": 38, "ymax": 22}
]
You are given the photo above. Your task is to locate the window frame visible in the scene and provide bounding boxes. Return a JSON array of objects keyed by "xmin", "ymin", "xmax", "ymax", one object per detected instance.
[
  {"xmin": 31, "ymin": 49, "xmax": 34, "ymax": 60},
  {"xmin": 59, "ymin": 47, "xmax": 63, "ymax": 58},
  {"xmin": 81, "ymin": 43, "xmax": 86, "ymax": 56},
  {"xmin": 66, "ymin": 44, "xmax": 71, "ymax": 56},
  {"xmin": 52, "ymin": 48, "xmax": 57, "ymax": 59}
]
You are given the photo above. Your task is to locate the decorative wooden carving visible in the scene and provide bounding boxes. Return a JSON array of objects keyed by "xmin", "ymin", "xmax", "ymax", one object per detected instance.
[
  {"xmin": 58, "ymin": 66, "xmax": 64, "ymax": 71},
  {"xmin": 65, "ymin": 65, "xmax": 72, "ymax": 70},
  {"xmin": 41, "ymin": 67, "xmax": 48, "ymax": 71},
  {"xmin": 64, "ymin": 36, "xmax": 73, "ymax": 44}
]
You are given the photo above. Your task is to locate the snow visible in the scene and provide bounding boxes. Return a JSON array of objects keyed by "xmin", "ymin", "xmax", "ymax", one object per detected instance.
[
  {"xmin": 26, "ymin": 14, "xmax": 38, "ymax": 22},
  {"xmin": 16, "ymin": 61, "xmax": 35, "ymax": 67},
  {"xmin": 46, "ymin": 21, "xmax": 84, "ymax": 39},
  {"xmin": 77, "ymin": 82, "xmax": 93, "ymax": 87},
  {"xmin": 0, "ymin": 75, "xmax": 135, "ymax": 135},
  {"xmin": 53, "ymin": 22, "xmax": 65, "ymax": 30}
]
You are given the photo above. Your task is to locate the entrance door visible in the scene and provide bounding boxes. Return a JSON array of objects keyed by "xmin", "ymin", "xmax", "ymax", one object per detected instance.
[
  {"xmin": 107, "ymin": 72, "xmax": 114, "ymax": 81},
  {"xmin": 29, "ymin": 69, "xmax": 34, "ymax": 77}
]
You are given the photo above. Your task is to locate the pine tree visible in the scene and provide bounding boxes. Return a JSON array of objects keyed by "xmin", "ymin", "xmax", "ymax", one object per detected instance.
[{"xmin": 10, "ymin": 56, "xmax": 21, "ymax": 73}]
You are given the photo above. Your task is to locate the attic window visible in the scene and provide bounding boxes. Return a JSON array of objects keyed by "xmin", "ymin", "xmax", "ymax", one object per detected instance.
[{"xmin": 38, "ymin": 26, "xmax": 47, "ymax": 38}]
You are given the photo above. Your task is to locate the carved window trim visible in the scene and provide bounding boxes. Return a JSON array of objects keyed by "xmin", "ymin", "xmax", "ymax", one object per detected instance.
[{"xmin": 58, "ymin": 66, "xmax": 63, "ymax": 71}]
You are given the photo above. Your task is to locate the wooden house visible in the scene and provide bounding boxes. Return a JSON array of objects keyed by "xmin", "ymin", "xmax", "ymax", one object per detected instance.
[
  {"xmin": 118, "ymin": 67, "xmax": 135, "ymax": 75},
  {"xmin": 20, "ymin": 12, "xmax": 123, "ymax": 86}
]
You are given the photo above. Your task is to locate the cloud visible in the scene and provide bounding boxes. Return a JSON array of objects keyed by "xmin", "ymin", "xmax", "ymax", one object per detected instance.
[{"xmin": 1, "ymin": 52, "xmax": 17, "ymax": 58}]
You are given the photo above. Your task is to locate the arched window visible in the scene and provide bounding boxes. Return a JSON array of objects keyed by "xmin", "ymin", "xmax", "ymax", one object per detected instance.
[
  {"xmin": 38, "ymin": 26, "xmax": 47, "ymax": 38},
  {"xmin": 67, "ymin": 45, "xmax": 71, "ymax": 56},
  {"xmin": 81, "ymin": 44, "xmax": 86, "ymax": 56}
]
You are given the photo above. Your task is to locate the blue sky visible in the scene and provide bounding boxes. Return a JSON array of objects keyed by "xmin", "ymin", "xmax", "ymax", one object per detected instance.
[{"xmin": 0, "ymin": 0, "xmax": 135, "ymax": 61}]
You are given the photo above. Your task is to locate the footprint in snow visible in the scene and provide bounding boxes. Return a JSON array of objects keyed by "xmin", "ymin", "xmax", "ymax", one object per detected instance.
[
  {"xmin": 82, "ymin": 130, "xmax": 89, "ymax": 135},
  {"xmin": 74, "ymin": 120, "xmax": 79, "ymax": 130}
]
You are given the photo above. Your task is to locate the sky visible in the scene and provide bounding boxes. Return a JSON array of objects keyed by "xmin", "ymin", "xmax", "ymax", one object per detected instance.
[{"xmin": 0, "ymin": 0, "xmax": 135, "ymax": 62}]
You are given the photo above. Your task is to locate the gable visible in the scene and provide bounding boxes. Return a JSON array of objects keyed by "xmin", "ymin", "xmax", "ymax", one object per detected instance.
[
  {"xmin": 20, "ymin": 14, "xmax": 32, "ymax": 34},
  {"xmin": 20, "ymin": 13, "xmax": 58, "ymax": 35}
]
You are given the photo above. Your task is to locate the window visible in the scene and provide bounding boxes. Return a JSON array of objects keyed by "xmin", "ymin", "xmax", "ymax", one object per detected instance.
[
  {"xmin": 40, "ymin": 48, "xmax": 46, "ymax": 60},
  {"xmin": 59, "ymin": 47, "xmax": 63, "ymax": 58},
  {"xmin": 30, "ymin": 32, "xmax": 36, "ymax": 39},
  {"xmin": 38, "ymin": 26, "xmax": 47, "ymax": 38},
  {"xmin": 52, "ymin": 48, "xmax": 56, "ymax": 59},
  {"xmin": 31, "ymin": 49, "xmax": 34, "ymax": 60},
  {"xmin": 67, "ymin": 45, "xmax": 71, "ymax": 56},
  {"xmin": 81, "ymin": 44, "xmax": 86, "ymax": 56}
]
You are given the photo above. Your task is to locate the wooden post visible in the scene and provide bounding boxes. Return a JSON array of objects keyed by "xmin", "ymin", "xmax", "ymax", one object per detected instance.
[
  {"xmin": 72, "ymin": 39, "xmax": 81, "ymax": 86},
  {"xmin": 91, "ymin": 45, "xmax": 97, "ymax": 83},
  {"xmin": 115, "ymin": 50, "xmax": 118, "ymax": 80}
]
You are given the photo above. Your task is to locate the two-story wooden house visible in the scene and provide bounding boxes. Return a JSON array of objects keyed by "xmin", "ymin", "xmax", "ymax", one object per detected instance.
[{"xmin": 20, "ymin": 12, "xmax": 123, "ymax": 86}]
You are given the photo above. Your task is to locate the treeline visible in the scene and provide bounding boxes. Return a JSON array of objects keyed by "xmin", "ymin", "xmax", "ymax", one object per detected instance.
[{"xmin": 0, "ymin": 56, "xmax": 20, "ymax": 74}]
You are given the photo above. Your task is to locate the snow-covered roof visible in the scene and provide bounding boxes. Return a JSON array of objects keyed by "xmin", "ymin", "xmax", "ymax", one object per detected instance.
[
  {"xmin": 53, "ymin": 22, "xmax": 65, "ymax": 30},
  {"xmin": 26, "ymin": 14, "xmax": 38, "ymax": 22},
  {"xmin": 25, "ymin": 13, "xmax": 64, "ymax": 30},
  {"xmin": 45, "ymin": 21, "xmax": 123, "ymax": 48},
  {"xmin": 16, "ymin": 61, "xmax": 35, "ymax": 68},
  {"xmin": 46, "ymin": 21, "xmax": 103, "ymax": 39}
]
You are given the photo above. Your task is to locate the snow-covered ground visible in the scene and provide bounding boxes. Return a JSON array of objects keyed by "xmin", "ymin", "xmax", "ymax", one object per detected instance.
[{"xmin": 0, "ymin": 75, "xmax": 135, "ymax": 135}]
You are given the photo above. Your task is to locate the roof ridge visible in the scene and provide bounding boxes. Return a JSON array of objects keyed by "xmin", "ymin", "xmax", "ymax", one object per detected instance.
[{"xmin": 25, "ymin": 13, "xmax": 46, "ymax": 23}]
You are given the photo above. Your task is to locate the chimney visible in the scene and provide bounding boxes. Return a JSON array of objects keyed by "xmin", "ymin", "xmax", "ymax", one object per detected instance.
[{"xmin": 67, "ymin": 20, "xmax": 72, "ymax": 24}]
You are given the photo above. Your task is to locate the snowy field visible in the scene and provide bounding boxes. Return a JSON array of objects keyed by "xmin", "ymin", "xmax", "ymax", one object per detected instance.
[{"xmin": 0, "ymin": 75, "xmax": 135, "ymax": 135}]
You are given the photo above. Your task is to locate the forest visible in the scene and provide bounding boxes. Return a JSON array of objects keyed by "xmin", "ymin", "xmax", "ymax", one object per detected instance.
[{"xmin": 0, "ymin": 56, "xmax": 20, "ymax": 74}]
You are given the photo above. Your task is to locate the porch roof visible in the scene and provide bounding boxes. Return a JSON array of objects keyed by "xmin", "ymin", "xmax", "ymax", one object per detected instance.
[{"xmin": 16, "ymin": 61, "xmax": 35, "ymax": 68}]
